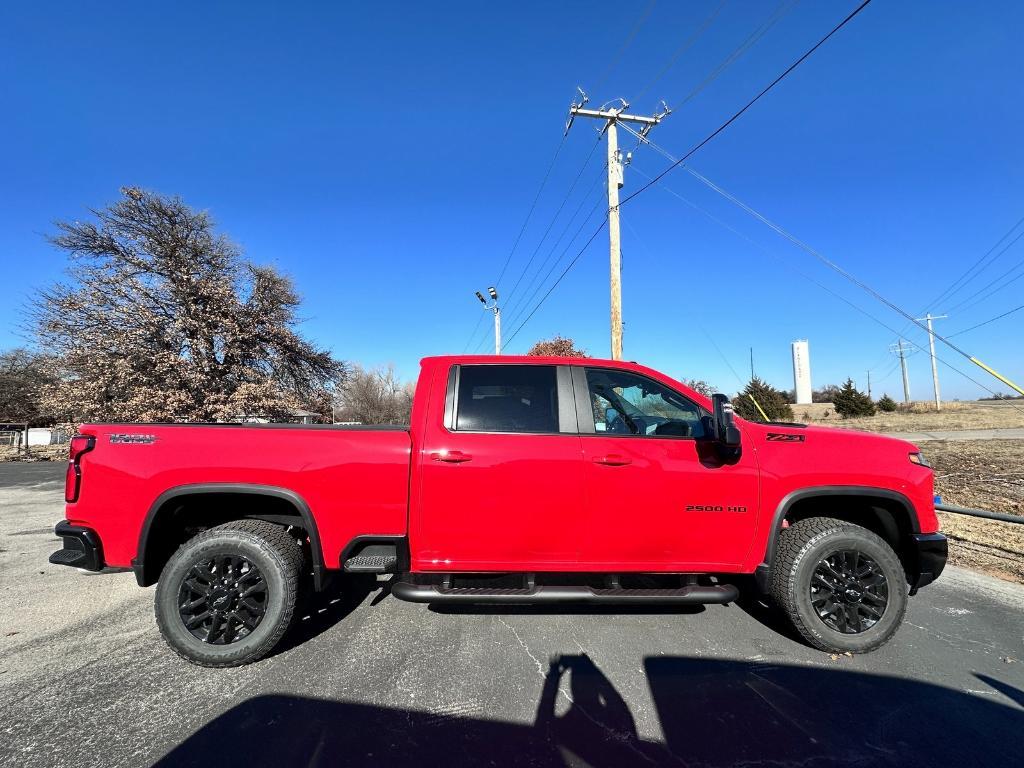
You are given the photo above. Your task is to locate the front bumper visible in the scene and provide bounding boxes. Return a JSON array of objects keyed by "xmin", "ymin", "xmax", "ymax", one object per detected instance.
[
  {"xmin": 49, "ymin": 520, "xmax": 104, "ymax": 571},
  {"xmin": 909, "ymin": 532, "xmax": 947, "ymax": 593}
]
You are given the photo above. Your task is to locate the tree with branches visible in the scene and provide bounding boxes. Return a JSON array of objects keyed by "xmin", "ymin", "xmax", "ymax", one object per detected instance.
[
  {"xmin": 527, "ymin": 336, "xmax": 589, "ymax": 357},
  {"xmin": 30, "ymin": 187, "xmax": 345, "ymax": 423},
  {"xmin": 334, "ymin": 365, "xmax": 415, "ymax": 424},
  {"xmin": 0, "ymin": 348, "xmax": 57, "ymax": 425}
]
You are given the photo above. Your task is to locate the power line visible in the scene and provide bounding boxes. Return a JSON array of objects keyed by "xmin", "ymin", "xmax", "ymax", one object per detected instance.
[
  {"xmin": 947, "ymin": 302, "xmax": 1024, "ymax": 339},
  {"xmin": 945, "ymin": 253, "xmax": 1024, "ymax": 314},
  {"xmin": 678, "ymin": 0, "xmax": 800, "ymax": 108},
  {"xmin": 618, "ymin": 0, "xmax": 873, "ymax": 210},
  {"xmin": 632, "ymin": 0, "xmax": 728, "ymax": 103},
  {"xmin": 495, "ymin": 133, "xmax": 569, "ymax": 289},
  {"xmin": 593, "ymin": 0, "xmax": 659, "ymax": 94},
  {"xmin": 466, "ymin": 133, "xmax": 599, "ymax": 354},
  {"xmin": 501, "ymin": 182, "xmax": 608, "ymax": 340},
  {"xmin": 923, "ymin": 213, "xmax": 1024, "ymax": 312},
  {"xmin": 629, "ymin": 164, "xmax": 1024, "ymax": 408},
  {"xmin": 868, "ymin": 213, "xmax": 1024, "ymax": 362},
  {"xmin": 464, "ymin": 131, "xmax": 569, "ymax": 352},
  {"xmin": 503, "ymin": 219, "xmax": 609, "ymax": 350},
  {"xmin": 500, "ymin": 165, "xmax": 607, "ymax": 324},
  {"xmin": 501, "ymin": 135, "xmax": 603, "ymax": 309},
  {"xmin": 498, "ymin": 0, "xmax": 871, "ymax": 353}
]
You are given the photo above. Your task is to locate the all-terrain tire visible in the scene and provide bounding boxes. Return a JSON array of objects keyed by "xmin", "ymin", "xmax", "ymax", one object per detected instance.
[
  {"xmin": 770, "ymin": 517, "xmax": 908, "ymax": 654},
  {"xmin": 155, "ymin": 519, "xmax": 303, "ymax": 667}
]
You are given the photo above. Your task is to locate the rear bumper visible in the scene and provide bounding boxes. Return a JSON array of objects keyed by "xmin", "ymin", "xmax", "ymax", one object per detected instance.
[
  {"xmin": 49, "ymin": 520, "xmax": 104, "ymax": 571},
  {"xmin": 909, "ymin": 532, "xmax": 947, "ymax": 593}
]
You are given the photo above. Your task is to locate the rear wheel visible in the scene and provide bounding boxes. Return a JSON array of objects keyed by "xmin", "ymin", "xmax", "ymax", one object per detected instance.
[
  {"xmin": 155, "ymin": 520, "xmax": 303, "ymax": 667},
  {"xmin": 770, "ymin": 517, "xmax": 907, "ymax": 654}
]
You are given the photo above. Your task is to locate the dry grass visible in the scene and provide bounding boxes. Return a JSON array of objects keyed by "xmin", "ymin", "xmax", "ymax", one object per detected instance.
[
  {"xmin": 0, "ymin": 445, "xmax": 66, "ymax": 462},
  {"xmin": 793, "ymin": 400, "xmax": 1024, "ymax": 433},
  {"xmin": 929, "ymin": 440, "xmax": 1024, "ymax": 584}
]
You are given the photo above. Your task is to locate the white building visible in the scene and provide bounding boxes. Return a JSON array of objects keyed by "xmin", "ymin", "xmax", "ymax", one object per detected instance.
[{"xmin": 792, "ymin": 340, "xmax": 812, "ymax": 405}]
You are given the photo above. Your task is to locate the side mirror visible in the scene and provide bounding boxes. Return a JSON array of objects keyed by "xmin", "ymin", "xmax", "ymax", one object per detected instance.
[{"xmin": 712, "ymin": 394, "xmax": 742, "ymax": 449}]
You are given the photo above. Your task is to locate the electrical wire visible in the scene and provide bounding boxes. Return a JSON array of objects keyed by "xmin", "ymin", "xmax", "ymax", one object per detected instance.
[
  {"xmin": 617, "ymin": 0, "xmax": 873, "ymax": 210},
  {"xmin": 498, "ymin": 0, "xmax": 872, "ymax": 353},
  {"xmin": 947, "ymin": 302, "xmax": 1024, "ymax": 339},
  {"xmin": 921, "ymin": 214, "xmax": 1024, "ymax": 313},
  {"xmin": 631, "ymin": 0, "xmax": 728, "ymax": 103},
  {"xmin": 503, "ymin": 219, "xmax": 609, "ymax": 350},
  {"xmin": 500, "ymin": 166, "xmax": 607, "ymax": 324},
  {"xmin": 679, "ymin": 0, "xmax": 800, "ymax": 108},
  {"xmin": 945, "ymin": 254, "xmax": 1024, "ymax": 314},
  {"xmin": 501, "ymin": 135, "xmax": 603, "ymax": 309},
  {"xmin": 629, "ymin": 164, "xmax": 1024, "ymax": 409},
  {"xmin": 463, "ymin": 132, "xmax": 568, "ymax": 352},
  {"xmin": 501, "ymin": 185, "xmax": 609, "ymax": 345},
  {"xmin": 593, "ymin": 0, "xmax": 659, "ymax": 94}
]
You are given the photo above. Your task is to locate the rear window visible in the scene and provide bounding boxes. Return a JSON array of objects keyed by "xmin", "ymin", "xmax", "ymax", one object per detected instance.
[{"xmin": 455, "ymin": 365, "xmax": 558, "ymax": 433}]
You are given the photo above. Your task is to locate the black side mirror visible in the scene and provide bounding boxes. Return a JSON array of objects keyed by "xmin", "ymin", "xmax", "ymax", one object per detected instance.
[{"xmin": 712, "ymin": 394, "xmax": 742, "ymax": 450}]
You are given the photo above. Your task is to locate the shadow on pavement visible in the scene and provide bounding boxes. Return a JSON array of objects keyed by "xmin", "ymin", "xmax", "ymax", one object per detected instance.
[
  {"xmin": 153, "ymin": 655, "xmax": 1023, "ymax": 767},
  {"xmin": 270, "ymin": 574, "xmax": 383, "ymax": 656}
]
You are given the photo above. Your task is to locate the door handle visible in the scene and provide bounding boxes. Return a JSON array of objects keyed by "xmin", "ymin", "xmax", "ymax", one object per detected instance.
[
  {"xmin": 431, "ymin": 450, "xmax": 472, "ymax": 464},
  {"xmin": 593, "ymin": 454, "xmax": 631, "ymax": 466}
]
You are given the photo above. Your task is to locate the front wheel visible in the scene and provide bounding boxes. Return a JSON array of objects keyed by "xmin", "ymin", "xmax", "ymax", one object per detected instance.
[
  {"xmin": 770, "ymin": 517, "xmax": 908, "ymax": 654},
  {"xmin": 155, "ymin": 520, "xmax": 303, "ymax": 667}
]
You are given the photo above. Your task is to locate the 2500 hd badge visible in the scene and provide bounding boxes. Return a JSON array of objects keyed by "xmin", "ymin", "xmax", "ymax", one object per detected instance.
[{"xmin": 686, "ymin": 504, "xmax": 748, "ymax": 513}]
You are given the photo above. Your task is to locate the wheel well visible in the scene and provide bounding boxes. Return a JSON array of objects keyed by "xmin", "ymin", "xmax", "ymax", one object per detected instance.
[
  {"xmin": 137, "ymin": 492, "xmax": 313, "ymax": 587},
  {"xmin": 782, "ymin": 495, "xmax": 916, "ymax": 578}
]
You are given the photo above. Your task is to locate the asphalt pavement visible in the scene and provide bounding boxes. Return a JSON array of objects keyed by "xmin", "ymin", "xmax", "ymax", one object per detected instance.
[{"xmin": 1, "ymin": 463, "xmax": 1022, "ymax": 767}]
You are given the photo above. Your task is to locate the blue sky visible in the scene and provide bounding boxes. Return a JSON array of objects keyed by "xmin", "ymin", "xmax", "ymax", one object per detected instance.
[{"xmin": 2, "ymin": 1, "xmax": 1022, "ymax": 400}]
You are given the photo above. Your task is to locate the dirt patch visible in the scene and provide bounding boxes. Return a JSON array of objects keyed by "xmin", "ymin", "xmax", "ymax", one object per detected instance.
[
  {"xmin": 793, "ymin": 400, "xmax": 1024, "ymax": 433},
  {"xmin": 929, "ymin": 440, "xmax": 1024, "ymax": 584}
]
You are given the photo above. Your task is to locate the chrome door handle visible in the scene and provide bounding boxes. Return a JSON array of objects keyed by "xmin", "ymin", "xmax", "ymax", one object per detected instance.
[{"xmin": 431, "ymin": 450, "xmax": 472, "ymax": 463}]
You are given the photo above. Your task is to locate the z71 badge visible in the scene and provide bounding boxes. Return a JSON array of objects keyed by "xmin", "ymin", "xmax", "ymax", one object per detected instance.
[{"xmin": 685, "ymin": 504, "xmax": 747, "ymax": 513}]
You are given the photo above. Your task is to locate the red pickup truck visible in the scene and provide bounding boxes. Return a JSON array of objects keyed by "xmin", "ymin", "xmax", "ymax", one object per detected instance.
[{"xmin": 51, "ymin": 355, "xmax": 946, "ymax": 666}]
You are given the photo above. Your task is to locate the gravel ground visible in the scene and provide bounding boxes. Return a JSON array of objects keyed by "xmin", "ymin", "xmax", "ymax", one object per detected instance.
[{"xmin": 1, "ymin": 464, "xmax": 1023, "ymax": 767}]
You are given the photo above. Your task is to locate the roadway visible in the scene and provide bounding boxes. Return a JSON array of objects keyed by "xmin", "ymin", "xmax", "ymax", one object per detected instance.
[{"xmin": 1, "ymin": 463, "xmax": 1022, "ymax": 767}]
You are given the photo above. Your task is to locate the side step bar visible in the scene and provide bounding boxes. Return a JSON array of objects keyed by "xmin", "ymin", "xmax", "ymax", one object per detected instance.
[{"xmin": 391, "ymin": 582, "xmax": 738, "ymax": 605}]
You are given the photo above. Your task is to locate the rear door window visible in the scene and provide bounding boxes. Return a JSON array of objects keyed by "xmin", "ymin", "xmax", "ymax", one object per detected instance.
[{"xmin": 455, "ymin": 365, "xmax": 559, "ymax": 433}]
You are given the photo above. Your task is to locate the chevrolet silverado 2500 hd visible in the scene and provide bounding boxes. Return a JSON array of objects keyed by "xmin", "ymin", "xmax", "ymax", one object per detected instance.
[{"xmin": 50, "ymin": 355, "xmax": 946, "ymax": 666}]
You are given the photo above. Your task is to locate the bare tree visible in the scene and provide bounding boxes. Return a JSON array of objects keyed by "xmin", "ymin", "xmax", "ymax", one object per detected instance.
[
  {"xmin": 679, "ymin": 378, "xmax": 715, "ymax": 397},
  {"xmin": 0, "ymin": 348, "xmax": 56, "ymax": 425},
  {"xmin": 29, "ymin": 187, "xmax": 345, "ymax": 423},
  {"xmin": 527, "ymin": 336, "xmax": 589, "ymax": 357},
  {"xmin": 335, "ymin": 365, "xmax": 415, "ymax": 425}
]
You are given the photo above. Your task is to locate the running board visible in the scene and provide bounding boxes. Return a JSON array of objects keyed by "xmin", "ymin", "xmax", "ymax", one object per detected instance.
[{"xmin": 390, "ymin": 582, "xmax": 738, "ymax": 605}]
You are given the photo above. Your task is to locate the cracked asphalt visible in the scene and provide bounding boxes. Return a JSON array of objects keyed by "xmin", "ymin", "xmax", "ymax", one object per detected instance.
[{"xmin": 2, "ymin": 463, "xmax": 1023, "ymax": 767}]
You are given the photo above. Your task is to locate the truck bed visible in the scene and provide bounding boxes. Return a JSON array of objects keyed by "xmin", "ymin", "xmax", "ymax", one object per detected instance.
[{"xmin": 71, "ymin": 423, "xmax": 412, "ymax": 569}]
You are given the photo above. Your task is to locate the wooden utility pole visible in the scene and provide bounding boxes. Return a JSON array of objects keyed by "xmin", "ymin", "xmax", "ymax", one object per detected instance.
[
  {"xmin": 916, "ymin": 314, "xmax": 946, "ymax": 410},
  {"xmin": 566, "ymin": 90, "xmax": 669, "ymax": 360},
  {"xmin": 890, "ymin": 339, "xmax": 912, "ymax": 404}
]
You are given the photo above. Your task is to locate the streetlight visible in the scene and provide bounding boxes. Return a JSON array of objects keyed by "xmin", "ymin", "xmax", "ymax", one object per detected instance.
[{"xmin": 476, "ymin": 287, "xmax": 501, "ymax": 355}]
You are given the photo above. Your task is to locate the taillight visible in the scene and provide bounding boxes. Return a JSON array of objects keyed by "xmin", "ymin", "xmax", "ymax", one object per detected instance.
[{"xmin": 65, "ymin": 435, "xmax": 96, "ymax": 503}]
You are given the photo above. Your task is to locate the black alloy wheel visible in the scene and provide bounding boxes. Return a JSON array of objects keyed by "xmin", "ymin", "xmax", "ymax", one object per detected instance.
[
  {"xmin": 155, "ymin": 519, "xmax": 303, "ymax": 667},
  {"xmin": 810, "ymin": 549, "xmax": 889, "ymax": 634},
  {"xmin": 770, "ymin": 517, "xmax": 908, "ymax": 654},
  {"xmin": 178, "ymin": 555, "xmax": 268, "ymax": 644}
]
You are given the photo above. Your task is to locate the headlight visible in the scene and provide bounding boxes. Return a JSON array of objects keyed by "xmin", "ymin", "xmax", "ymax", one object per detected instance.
[{"xmin": 909, "ymin": 451, "xmax": 930, "ymax": 467}]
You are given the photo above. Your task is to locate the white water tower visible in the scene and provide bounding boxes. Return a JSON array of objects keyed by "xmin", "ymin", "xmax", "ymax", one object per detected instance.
[{"xmin": 792, "ymin": 340, "xmax": 812, "ymax": 405}]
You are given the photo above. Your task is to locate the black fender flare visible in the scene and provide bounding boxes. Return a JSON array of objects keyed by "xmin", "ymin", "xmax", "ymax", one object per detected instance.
[
  {"xmin": 753, "ymin": 486, "xmax": 920, "ymax": 592},
  {"xmin": 133, "ymin": 483, "xmax": 326, "ymax": 589}
]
